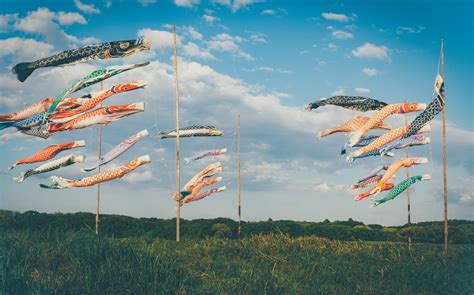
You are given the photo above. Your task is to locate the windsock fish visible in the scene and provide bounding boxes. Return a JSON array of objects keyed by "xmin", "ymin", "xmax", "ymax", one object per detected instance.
[
  {"xmin": 319, "ymin": 116, "xmax": 390, "ymax": 138},
  {"xmin": 40, "ymin": 155, "xmax": 151, "ymax": 189},
  {"xmin": 348, "ymin": 102, "xmax": 427, "ymax": 147},
  {"xmin": 184, "ymin": 148, "xmax": 227, "ymax": 165},
  {"xmin": 9, "ymin": 140, "xmax": 85, "ymax": 169},
  {"xmin": 346, "ymin": 124, "xmax": 431, "ymax": 163},
  {"xmin": 305, "ymin": 96, "xmax": 388, "ymax": 112},
  {"xmin": 188, "ymin": 186, "xmax": 226, "ymax": 204},
  {"xmin": 82, "ymin": 129, "xmax": 149, "ymax": 172},
  {"xmin": 370, "ymin": 158, "xmax": 428, "ymax": 195},
  {"xmin": 50, "ymin": 80, "xmax": 148, "ymax": 123},
  {"xmin": 350, "ymin": 175, "xmax": 383, "ymax": 190},
  {"xmin": 0, "ymin": 112, "xmax": 47, "ymax": 130},
  {"xmin": 48, "ymin": 102, "xmax": 145, "ymax": 133},
  {"xmin": 12, "ymin": 39, "xmax": 151, "ymax": 82},
  {"xmin": 179, "ymin": 177, "xmax": 223, "ymax": 206},
  {"xmin": 341, "ymin": 135, "xmax": 380, "ymax": 156},
  {"xmin": 348, "ymin": 149, "xmax": 394, "ymax": 165},
  {"xmin": 45, "ymin": 62, "xmax": 150, "ymax": 117},
  {"xmin": 182, "ymin": 162, "xmax": 223, "ymax": 192},
  {"xmin": 20, "ymin": 127, "xmax": 51, "ymax": 139},
  {"xmin": 0, "ymin": 97, "xmax": 86, "ymax": 122},
  {"xmin": 358, "ymin": 165, "xmax": 389, "ymax": 184},
  {"xmin": 14, "ymin": 154, "xmax": 85, "ymax": 182},
  {"xmin": 371, "ymin": 175, "xmax": 430, "ymax": 207},
  {"xmin": 379, "ymin": 135, "xmax": 430, "ymax": 156},
  {"xmin": 157, "ymin": 125, "xmax": 224, "ymax": 139},
  {"xmin": 354, "ymin": 183, "xmax": 394, "ymax": 201}
]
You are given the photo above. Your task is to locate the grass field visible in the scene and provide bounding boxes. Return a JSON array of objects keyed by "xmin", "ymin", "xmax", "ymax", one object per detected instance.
[{"xmin": 1, "ymin": 227, "xmax": 473, "ymax": 294}]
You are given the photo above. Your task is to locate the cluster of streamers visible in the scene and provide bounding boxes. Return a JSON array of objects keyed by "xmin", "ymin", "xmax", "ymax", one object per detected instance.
[
  {"xmin": 157, "ymin": 125, "xmax": 224, "ymax": 139},
  {"xmin": 184, "ymin": 148, "xmax": 227, "ymax": 165},
  {"xmin": 40, "ymin": 155, "xmax": 151, "ymax": 189},
  {"xmin": 12, "ymin": 39, "xmax": 151, "ymax": 82},
  {"xmin": 14, "ymin": 154, "xmax": 85, "ymax": 182},
  {"xmin": 82, "ymin": 129, "xmax": 149, "ymax": 172},
  {"xmin": 182, "ymin": 162, "xmax": 223, "ymax": 192},
  {"xmin": 319, "ymin": 116, "xmax": 390, "ymax": 138},
  {"xmin": 355, "ymin": 183, "xmax": 394, "ymax": 201},
  {"xmin": 371, "ymin": 175, "xmax": 431, "ymax": 207},
  {"xmin": 179, "ymin": 177, "xmax": 223, "ymax": 206},
  {"xmin": 305, "ymin": 96, "xmax": 388, "ymax": 112}
]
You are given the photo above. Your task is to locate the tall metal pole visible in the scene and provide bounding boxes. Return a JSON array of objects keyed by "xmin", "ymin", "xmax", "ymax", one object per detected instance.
[
  {"xmin": 173, "ymin": 25, "xmax": 181, "ymax": 242},
  {"xmin": 95, "ymin": 81, "xmax": 104, "ymax": 235},
  {"xmin": 237, "ymin": 113, "xmax": 241, "ymax": 238},
  {"xmin": 404, "ymin": 110, "xmax": 412, "ymax": 249},
  {"xmin": 441, "ymin": 39, "xmax": 448, "ymax": 254}
]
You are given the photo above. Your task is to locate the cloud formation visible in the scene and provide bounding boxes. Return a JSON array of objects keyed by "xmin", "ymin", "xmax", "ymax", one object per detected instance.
[{"xmin": 352, "ymin": 43, "xmax": 391, "ymax": 62}]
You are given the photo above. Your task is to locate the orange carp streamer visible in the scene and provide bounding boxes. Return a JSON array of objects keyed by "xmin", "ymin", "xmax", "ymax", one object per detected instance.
[
  {"xmin": 318, "ymin": 116, "xmax": 390, "ymax": 138},
  {"xmin": 354, "ymin": 183, "xmax": 394, "ymax": 201}
]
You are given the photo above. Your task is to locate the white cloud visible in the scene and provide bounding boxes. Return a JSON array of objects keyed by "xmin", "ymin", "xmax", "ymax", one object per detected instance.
[
  {"xmin": 327, "ymin": 43, "xmax": 338, "ymax": 51},
  {"xmin": 352, "ymin": 43, "xmax": 391, "ymax": 62},
  {"xmin": 331, "ymin": 86, "xmax": 346, "ymax": 96},
  {"xmin": 248, "ymin": 32, "xmax": 267, "ymax": 44},
  {"xmin": 212, "ymin": 0, "xmax": 264, "ymax": 12},
  {"xmin": 354, "ymin": 87, "xmax": 371, "ymax": 94},
  {"xmin": 0, "ymin": 37, "xmax": 54, "ymax": 61},
  {"xmin": 203, "ymin": 14, "xmax": 219, "ymax": 24},
  {"xmin": 362, "ymin": 67, "xmax": 378, "ymax": 77},
  {"xmin": 261, "ymin": 8, "xmax": 287, "ymax": 16},
  {"xmin": 74, "ymin": 0, "xmax": 101, "ymax": 14},
  {"xmin": 0, "ymin": 13, "xmax": 18, "ymax": 33},
  {"xmin": 138, "ymin": 0, "xmax": 157, "ymax": 6},
  {"xmin": 299, "ymin": 50, "xmax": 310, "ymax": 55},
  {"xmin": 183, "ymin": 42, "xmax": 215, "ymax": 60},
  {"xmin": 185, "ymin": 26, "xmax": 203, "ymax": 40},
  {"xmin": 332, "ymin": 30, "xmax": 353, "ymax": 40},
  {"xmin": 321, "ymin": 12, "xmax": 349, "ymax": 22},
  {"xmin": 207, "ymin": 33, "xmax": 253, "ymax": 60},
  {"xmin": 396, "ymin": 26, "xmax": 425, "ymax": 35},
  {"xmin": 241, "ymin": 66, "xmax": 291, "ymax": 74},
  {"xmin": 137, "ymin": 28, "xmax": 177, "ymax": 51},
  {"xmin": 174, "ymin": 0, "xmax": 200, "ymax": 7},
  {"xmin": 124, "ymin": 170, "xmax": 153, "ymax": 184},
  {"xmin": 56, "ymin": 12, "xmax": 87, "ymax": 25}
]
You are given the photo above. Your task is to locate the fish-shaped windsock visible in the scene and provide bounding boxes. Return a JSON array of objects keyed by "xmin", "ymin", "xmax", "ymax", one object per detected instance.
[
  {"xmin": 20, "ymin": 127, "xmax": 51, "ymax": 139},
  {"xmin": 184, "ymin": 148, "xmax": 227, "ymax": 164},
  {"xmin": 82, "ymin": 129, "xmax": 149, "ymax": 172},
  {"xmin": 370, "ymin": 158, "xmax": 428, "ymax": 195},
  {"xmin": 47, "ymin": 102, "xmax": 145, "ymax": 133},
  {"xmin": 357, "ymin": 165, "xmax": 389, "ymax": 184},
  {"xmin": 179, "ymin": 177, "xmax": 223, "ymax": 206},
  {"xmin": 0, "ymin": 97, "xmax": 86, "ymax": 122},
  {"xmin": 45, "ymin": 62, "xmax": 150, "ymax": 117},
  {"xmin": 371, "ymin": 175, "xmax": 430, "ymax": 207},
  {"xmin": 50, "ymin": 81, "xmax": 147, "ymax": 123},
  {"xmin": 188, "ymin": 186, "xmax": 227, "ymax": 204},
  {"xmin": 379, "ymin": 135, "xmax": 430, "ymax": 156},
  {"xmin": 40, "ymin": 155, "xmax": 151, "ymax": 189},
  {"xmin": 14, "ymin": 154, "xmax": 85, "ymax": 182},
  {"xmin": 12, "ymin": 39, "xmax": 151, "ymax": 82},
  {"xmin": 350, "ymin": 175, "xmax": 383, "ymax": 190},
  {"xmin": 9, "ymin": 140, "xmax": 85, "ymax": 169},
  {"xmin": 305, "ymin": 96, "xmax": 388, "ymax": 112},
  {"xmin": 348, "ymin": 102, "xmax": 427, "ymax": 147},
  {"xmin": 157, "ymin": 125, "xmax": 224, "ymax": 139},
  {"xmin": 346, "ymin": 124, "xmax": 431, "ymax": 163},
  {"xmin": 341, "ymin": 135, "xmax": 380, "ymax": 156},
  {"xmin": 182, "ymin": 162, "xmax": 223, "ymax": 192},
  {"xmin": 348, "ymin": 149, "xmax": 394, "ymax": 165},
  {"xmin": 0, "ymin": 112, "xmax": 47, "ymax": 131},
  {"xmin": 354, "ymin": 183, "xmax": 394, "ymax": 201},
  {"xmin": 319, "ymin": 116, "xmax": 390, "ymax": 138}
]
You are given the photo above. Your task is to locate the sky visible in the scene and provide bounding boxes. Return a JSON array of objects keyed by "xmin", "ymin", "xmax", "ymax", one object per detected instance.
[{"xmin": 0, "ymin": 0, "xmax": 472, "ymax": 226}]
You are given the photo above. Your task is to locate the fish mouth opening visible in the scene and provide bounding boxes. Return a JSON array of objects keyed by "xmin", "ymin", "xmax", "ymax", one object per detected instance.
[
  {"xmin": 414, "ymin": 157, "xmax": 428, "ymax": 164},
  {"xmin": 132, "ymin": 80, "xmax": 148, "ymax": 89},
  {"xmin": 137, "ymin": 155, "xmax": 151, "ymax": 163},
  {"xmin": 75, "ymin": 155, "xmax": 86, "ymax": 163},
  {"xmin": 417, "ymin": 103, "xmax": 427, "ymax": 111}
]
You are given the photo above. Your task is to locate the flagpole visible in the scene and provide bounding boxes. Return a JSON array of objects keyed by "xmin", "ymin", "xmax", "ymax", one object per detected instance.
[
  {"xmin": 404, "ymin": 110, "xmax": 412, "ymax": 250},
  {"xmin": 173, "ymin": 25, "xmax": 181, "ymax": 242},
  {"xmin": 441, "ymin": 39, "xmax": 448, "ymax": 254},
  {"xmin": 237, "ymin": 113, "xmax": 241, "ymax": 238},
  {"xmin": 95, "ymin": 81, "xmax": 103, "ymax": 235}
]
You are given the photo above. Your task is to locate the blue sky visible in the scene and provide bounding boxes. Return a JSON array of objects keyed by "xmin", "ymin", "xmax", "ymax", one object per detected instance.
[{"xmin": 0, "ymin": 0, "xmax": 472, "ymax": 225}]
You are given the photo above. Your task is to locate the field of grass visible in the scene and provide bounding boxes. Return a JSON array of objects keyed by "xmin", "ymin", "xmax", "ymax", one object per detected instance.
[{"xmin": 2, "ymin": 227, "xmax": 473, "ymax": 294}]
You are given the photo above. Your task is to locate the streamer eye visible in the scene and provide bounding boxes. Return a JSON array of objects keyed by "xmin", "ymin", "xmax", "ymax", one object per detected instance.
[{"xmin": 119, "ymin": 42, "xmax": 130, "ymax": 49}]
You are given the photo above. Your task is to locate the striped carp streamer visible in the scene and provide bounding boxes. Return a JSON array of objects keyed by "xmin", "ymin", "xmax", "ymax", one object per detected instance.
[
  {"xmin": 350, "ymin": 175, "xmax": 383, "ymax": 190},
  {"xmin": 48, "ymin": 102, "xmax": 145, "ymax": 133},
  {"xmin": 341, "ymin": 135, "xmax": 380, "ymax": 156},
  {"xmin": 354, "ymin": 183, "xmax": 394, "ymax": 201},
  {"xmin": 305, "ymin": 96, "xmax": 388, "ymax": 112},
  {"xmin": 0, "ymin": 97, "xmax": 86, "ymax": 122},
  {"xmin": 14, "ymin": 154, "xmax": 85, "ymax": 182},
  {"xmin": 357, "ymin": 165, "xmax": 389, "ymax": 184},
  {"xmin": 371, "ymin": 175, "xmax": 431, "ymax": 207},
  {"xmin": 348, "ymin": 102, "xmax": 427, "ymax": 147},
  {"xmin": 20, "ymin": 127, "xmax": 51, "ymax": 139},
  {"xmin": 82, "ymin": 129, "xmax": 149, "ymax": 172},
  {"xmin": 46, "ymin": 62, "xmax": 149, "ymax": 116},
  {"xmin": 346, "ymin": 124, "xmax": 431, "ymax": 163},
  {"xmin": 179, "ymin": 177, "xmax": 223, "ymax": 206},
  {"xmin": 157, "ymin": 125, "xmax": 224, "ymax": 139},
  {"xmin": 182, "ymin": 162, "xmax": 223, "ymax": 192},
  {"xmin": 379, "ymin": 135, "xmax": 430, "ymax": 156},
  {"xmin": 50, "ymin": 81, "xmax": 147, "ymax": 123},
  {"xmin": 40, "ymin": 155, "xmax": 151, "ymax": 189},
  {"xmin": 348, "ymin": 149, "xmax": 394, "ymax": 165},
  {"xmin": 319, "ymin": 116, "xmax": 390, "ymax": 138},
  {"xmin": 370, "ymin": 158, "xmax": 428, "ymax": 195},
  {"xmin": 9, "ymin": 140, "xmax": 85, "ymax": 169},
  {"xmin": 184, "ymin": 148, "xmax": 227, "ymax": 165},
  {"xmin": 186, "ymin": 186, "xmax": 227, "ymax": 204},
  {"xmin": 12, "ymin": 39, "xmax": 151, "ymax": 82}
]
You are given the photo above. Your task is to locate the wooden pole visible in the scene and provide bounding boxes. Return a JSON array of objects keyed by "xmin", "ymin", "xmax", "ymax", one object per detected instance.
[
  {"xmin": 173, "ymin": 25, "xmax": 181, "ymax": 242},
  {"xmin": 237, "ymin": 113, "xmax": 241, "ymax": 238},
  {"xmin": 441, "ymin": 39, "xmax": 448, "ymax": 254},
  {"xmin": 95, "ymin": 81, "xmax": 104, "ymax": 235},
  {"xmin": 404, "ymin": 110, "xmax": 412, "ymax": 249}
]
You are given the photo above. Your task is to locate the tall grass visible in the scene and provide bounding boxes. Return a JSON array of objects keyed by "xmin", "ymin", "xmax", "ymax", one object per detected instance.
[{"xmin": 1, "ymin": 229, "xmax": 472, "ymax": 294}]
